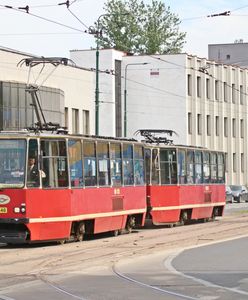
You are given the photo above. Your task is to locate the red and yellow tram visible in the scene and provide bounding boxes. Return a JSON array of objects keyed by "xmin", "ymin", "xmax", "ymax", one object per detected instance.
[
  {"xmin": 145, "ymin": 144, "xmax": 225, "ymax": 225},
  {"xmin": 0, "ymin": 130, "xmax": 225, "ymax": 244},
  {"xmin": 0, "ymin": 132, "xmax": 146, "ymax": 244}
]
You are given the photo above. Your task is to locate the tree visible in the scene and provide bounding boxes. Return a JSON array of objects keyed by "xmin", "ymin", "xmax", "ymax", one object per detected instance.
[{"xmin": 95, "ymin": 0, "xmax": 186, "ymax": 54}]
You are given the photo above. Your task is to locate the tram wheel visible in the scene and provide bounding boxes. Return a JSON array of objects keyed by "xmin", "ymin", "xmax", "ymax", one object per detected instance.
[{"xmin": 76, "ymin": 222, "xmax": 85, "ymax": 242}]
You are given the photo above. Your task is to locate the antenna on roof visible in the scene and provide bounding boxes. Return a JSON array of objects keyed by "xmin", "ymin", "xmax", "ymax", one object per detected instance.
[{"xmin": 134, "ymin": 129, "xmax": 178, "ymax": 145}]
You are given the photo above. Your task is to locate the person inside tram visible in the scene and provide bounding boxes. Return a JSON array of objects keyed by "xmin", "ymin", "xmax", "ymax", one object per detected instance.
[{"xmin": 27, "ymin": 157, "xmax": 46, "ymax": 186}]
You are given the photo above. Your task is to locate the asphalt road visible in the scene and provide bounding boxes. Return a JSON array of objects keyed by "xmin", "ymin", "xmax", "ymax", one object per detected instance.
[{"xmin": 0, "ymin": 203, "xmax": 247, "ymax": 300}]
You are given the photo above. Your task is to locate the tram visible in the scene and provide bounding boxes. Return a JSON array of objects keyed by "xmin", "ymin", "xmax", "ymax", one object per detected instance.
[
  {"xmin": 0, "ymin": 132, "xmax": 146, "ymax": 244},
  {"xmin": 142, "ymin": 130, "xmax": 225, "ymax": 225}
]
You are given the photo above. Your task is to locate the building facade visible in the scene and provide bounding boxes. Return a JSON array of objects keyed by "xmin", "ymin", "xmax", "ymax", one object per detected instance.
[
  {"xmin": 0, "ymin": 47, "xmax": 95, "ymax": 134},
  {"xmin": 72, "ymin": 49, "xmax": 248, "ymax": 185}
]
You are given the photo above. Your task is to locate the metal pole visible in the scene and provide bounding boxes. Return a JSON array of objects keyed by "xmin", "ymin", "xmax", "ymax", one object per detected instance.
[{"xmin": 95, "ymin": 38, "xmax": 99, "ymax": 136}]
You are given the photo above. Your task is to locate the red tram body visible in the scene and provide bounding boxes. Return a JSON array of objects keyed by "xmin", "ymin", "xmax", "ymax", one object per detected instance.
[
  {"xmin": 145, "ymin": 145, "xmax": 225, "ymax": 225},
  {"xmin": 0, "ymin": 132, "xmax": 225, "ymax": 244}
]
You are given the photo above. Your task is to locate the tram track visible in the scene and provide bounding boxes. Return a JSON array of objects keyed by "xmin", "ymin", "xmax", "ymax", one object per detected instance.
[{"xmin": 0, "ymin": 212, "xmax": 248, "ymax": 299}]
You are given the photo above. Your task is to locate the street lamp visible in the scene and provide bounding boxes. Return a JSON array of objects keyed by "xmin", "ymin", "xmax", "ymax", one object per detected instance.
[{"xmin": 124, "ymin": 62, "xmax": 149, "ymax": 137}]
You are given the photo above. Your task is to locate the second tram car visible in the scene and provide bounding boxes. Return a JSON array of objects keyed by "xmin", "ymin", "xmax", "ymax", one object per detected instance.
[{"xmin": 145, "ymin": 144, "xmax": 225, "ymax": 225}]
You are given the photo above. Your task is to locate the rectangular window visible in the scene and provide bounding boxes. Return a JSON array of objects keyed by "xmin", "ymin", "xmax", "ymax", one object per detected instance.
[
  {"xmin": 72, "ymin": 108, "xmax": 79, "ymax": 134},
  {"xmin": 41, "ymin": 140, "xmax": 68, "ymax": 188},
  {"xmin": 64, "ymin": 107, "xmax": 68, "ymax": 128},
  {"xmin": 203, "ymin": 152, "xmax": 210, "ymax": 183},
  {"xmin": 240, "ymin": 85, "xmax": 244, "ymax": 104},
  {"xmin": 123, "ymin": 144, "xmax": 134, "ymax": 185},
  {"xmin": 224, "ymin": 117, "xmax": 228, "ymax": 137},
  {"xmin": 134, "ymin": 145, "xmax": 144, "ymax": 185},
  {"xmin": 217, "ymin": 153, "xmax": 225, "ymax": 183},
  {"xmin": 232, "ymin": 84, "xmax": 235, "ymax": 103},
  {"xmin": 195, "ymin": 151, "xmax": 203, "ymax": 184},
  {"xmin": 210, "ymin": 153, "xmax": 217, "ymax": 183},
  {"xmin": 240, "ymin": 119, "xmax": 244, "ymax": 138},
  {"xmin": 178, "ymin": 150, "xmax": 186, "ymax": 184},
  {"xmin": 224, "ymin": 82, "xmax": 228, "ymax": 102},
  {"xmin": 225, "ymin": 153, "xmax": 228, "ymax": 172},
  {"xmin": 186, "ymin": 150, "xmax": 194, "ymax": 184},
  {"xmin": 197, "ymin": 114, "xmax": 202, "ymax": 135},
  {"xmin": 188, "ymin": 112, "xmax": 192, "ymax": 134},
  {"xmin": 233, "ymin": 153, "xmax": 236, "ymax": 172},
  {"xmin": 197, "ymin": 76, "xmax": 201, "ymax": 98},
  {"xmin": 207, "ymin": 115, "xmax": 211, "ymax": 136},
  {"xmin": 187, "ymin": 74, "xmax": 192, "ymax": 96},
  {"xmin": 97, "ymin": 142, "xmax": 110, "ymax": 186},
  {"xmin": 241, "ymin": 153, "xmax": 244, "ymax": 173},
  {"xmin": 160, "ymin": 149, "xmax": 177, "ymax": 185},
  {"xmin": 68, "ymin": 139, "xmax": 83, "ymax": 187},
  {"xmin": 82, "ymin": 110, "xmax": 90, "ymax": 134},
  {"xmin": 215, "ymin": 116, "xmax": 219, "ymax": 136},
  {"xmin": 83, "ymin": 141, "xmax": 97, "ymax": 186},
  {"xmin": 206, "ymin": 78, "xmax": 210, "ymax": 99},
  {"xmin": 215, "ymin": 80, "xmax": 219, "ymax": 100},
  {"xmin": 232, "ymin": 118, "xmax": 236, "ymax": 137},
  {"xmin": 110, "ymin": 143, "xmax": 122, "ymax": 186}
]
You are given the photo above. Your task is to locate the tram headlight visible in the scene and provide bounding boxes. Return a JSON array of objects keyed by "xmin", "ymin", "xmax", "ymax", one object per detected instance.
[
  {"xmin": 13, "ymin": 203, "xmax": 26, "ymax": 214},
  {"xmin": 14, "ymin": 207, "xmax": 20, "ymax": 213}
]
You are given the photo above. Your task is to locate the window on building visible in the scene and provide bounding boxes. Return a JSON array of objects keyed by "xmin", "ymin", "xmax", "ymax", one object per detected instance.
[
  {"xmin": 224, "ymin": 82, "xmax": 228, "ymax": 102},
  {"xmin": 72, "ymin": 108, "xmax": 79, "ymax": 134},
  {"xmin": 64, "ymin": 107, "xmax": 68, "ymax": 129},
  {"xmin": 207, "ymin": 115, "xmax": 211, "ymax": 136},
  {"xmin": 232, "ymin": 118, "xmax": 236, "ymax": 137},
  {"xmin": 226, "ymin": 54, "xmax": 230, "ymax": 60},
  {"xmin": 224, "ymin": 117, "xmax": 228, "ymax": 137},
  {"xmin": 215, "ymin": 80, "xmax": 219, "ymax": 100},
  {"xmin": 188, "ymin": 112, "xmax": 192, "ymax": 134},
  {"xmin": 197, "ymin": 114, "xmax": 202, "ymax": 135},
  {"xmin": 187, "ymin": 74, "xmax": 192, "ymax": 96},
  {"xmin": 241, "ymin": 153, "xmax": 244, "ymax": 173},
  {"xmin": 233, "ymin": 153, "xmax": 236, "ymax": 172},
  {"xmin": 215, "ymin": 116, "xmax": 219, "ymax": 136},
  {"xmin": 240, "ymin": 85, "xmax": 244, "ymax": 105},
  {"xmin": 82, "ymin": 110, "xmax": 90, "ymax": 134},
  {"xmin": 232, "ymin": 84, "xmax": 235, "ymax": 103},
  {"xmin": 197, "ymin": 76, "xmax": 201, "ymax": 98},
  {"xmin": 206, "ymin": 78, "xmax": 210, "ymax": 99},
  {"xmin": 225, "ymin": 153, "xmax": 228, "ymax": 172},
  {"xmin": 240, "ymin": 119, "xmax": 244, "ymax": 138}
]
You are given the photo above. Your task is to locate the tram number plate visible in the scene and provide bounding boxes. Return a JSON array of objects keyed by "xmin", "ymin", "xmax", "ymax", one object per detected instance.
[{"xmin": 0, "ymin": 207, "xmax": 7, "ymax": 213}]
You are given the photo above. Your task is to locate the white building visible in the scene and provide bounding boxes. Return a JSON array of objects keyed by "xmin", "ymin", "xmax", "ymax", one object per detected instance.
[
  {"xmin": 0, "ymin": 47, "xmax": 94, "ymax": 134},
  {"xmin": 71, "ymin": 49, "xmax": 248, "ymax": 185}
]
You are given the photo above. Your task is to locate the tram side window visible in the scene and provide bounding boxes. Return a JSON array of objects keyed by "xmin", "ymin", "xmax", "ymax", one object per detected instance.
[
  {"xmin": 41, "ymin": 140, "xmax": 68, "ymax": 188},
  {"xmin": 123, "ymin": 144, "xmax": 134, "ymax": 185},
  {"xmin": 178, "ymin": 150, "xmax": 186, "ymax": 184},
  {"xmin": 210, "ymin": 153, "xmax": 217, "ymax": 183},
  {"xmin": 144, "ymin": 148, "xmax": 151, "ymax": 184},
  {"xmin": 68, "ymin": 140, "xmax": 83, "ymax": 187},
  {"xmin": 160, "ymin": 149, "xmax": 177, "ymax": 185},
  {"xmin": 152, "ymin": 149, "xmax": 159, "ymax": 184},
  {"xmin": 83, "ymin": 141, "xmax": 97, "ymax": 187},
  {"xmin": 203, "ymin": 152, "xmax": 210, "ymax": 183},
  {"xmin": 195, "ymin": 151, "xmax": 203, "ymax": 184},
  {"xmin": 97, "ymin": 142, "xmax": 110, "ymax": 186},
  {"xmin": 110, "ymin": 143, "xmax": 122, "ymax": 186},
  {"xmin": 186, "ymin": 151, "xmax": 194, "ymax": 184},
  {"xmin": 217, "ymin": 153, "xmax": 225, "ymax": 183},
  {"xmin": 134, "ymin": 145, "xmax": 144, "ymax": 185},
  {"xmin": 27, "ymin": 139, "xmax": 40, "ymax": 187}
]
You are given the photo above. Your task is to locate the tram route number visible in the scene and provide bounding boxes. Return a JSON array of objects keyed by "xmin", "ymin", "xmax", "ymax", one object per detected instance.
[{"xmin": 0, "ymin": 207, "xmax": 7, "ymax": 213}]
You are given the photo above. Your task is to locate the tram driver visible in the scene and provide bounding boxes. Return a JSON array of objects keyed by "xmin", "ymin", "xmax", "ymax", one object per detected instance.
[{"xmin": 27, "ymin": 157, "xmax": 46, "ymax": 187}]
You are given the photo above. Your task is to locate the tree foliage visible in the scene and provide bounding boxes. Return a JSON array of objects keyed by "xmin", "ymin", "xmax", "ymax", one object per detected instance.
[{"xmin": 95, "ymin": 0, "xmax": 186, "ymax": 54}]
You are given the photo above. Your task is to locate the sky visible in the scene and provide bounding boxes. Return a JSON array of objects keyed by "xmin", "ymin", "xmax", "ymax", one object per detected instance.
[{"xmin": 0, "ymin": 0, "xmax": 248, "ymax": 59}]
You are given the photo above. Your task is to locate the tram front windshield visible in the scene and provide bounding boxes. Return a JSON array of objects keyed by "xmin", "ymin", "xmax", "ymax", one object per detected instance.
[{"xmin": 0, "ymin": 139, "xmax": 26, "ymax": 188}]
